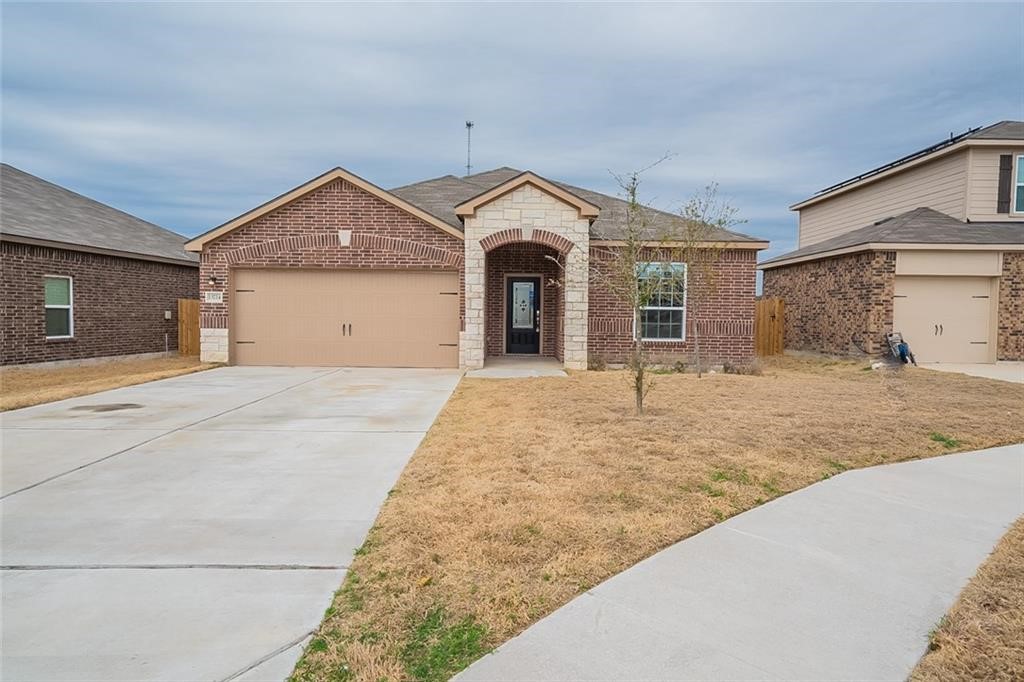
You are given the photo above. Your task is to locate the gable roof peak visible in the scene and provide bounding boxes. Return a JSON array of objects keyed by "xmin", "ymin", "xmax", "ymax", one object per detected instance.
[{"xmin": 453, "ymin": 170, "xmax": 601, "ymax": 219}]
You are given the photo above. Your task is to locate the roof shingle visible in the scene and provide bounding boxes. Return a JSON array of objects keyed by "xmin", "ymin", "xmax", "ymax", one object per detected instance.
[
  {"xmin": 0, "ymin": 164, "xmax": 197, "ymax": 265},
  {"xmin": 391, "ymin": 167, "xmax": 762, "ymax": 243},
  {"xmin": 760, "ymin": 207, "xmax": 1024, "ymax": 267}
]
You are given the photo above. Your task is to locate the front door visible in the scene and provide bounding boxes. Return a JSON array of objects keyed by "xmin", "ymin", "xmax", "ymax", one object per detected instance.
[{"xmin": 506, "ymin": 277, "xmax": 541, "ymax": 354}]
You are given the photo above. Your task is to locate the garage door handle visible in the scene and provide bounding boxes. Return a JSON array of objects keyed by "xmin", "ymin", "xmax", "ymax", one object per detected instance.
[
  {"xmin": 939, "ymin": 324, "xmax": 943, "ymax": 336},
  {"xmin": 934, "ymin": 325, "xmax": 938, "ymax": 336}
]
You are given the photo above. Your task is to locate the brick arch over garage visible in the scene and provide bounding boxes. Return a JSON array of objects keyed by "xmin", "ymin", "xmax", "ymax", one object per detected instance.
[
  {"xmin": 478, "ymin": 228, "xmax": 574, "ymax": 255},
  {"xmin": 223, "ymin": 232, "xmax": 464, "ymax": 267}
]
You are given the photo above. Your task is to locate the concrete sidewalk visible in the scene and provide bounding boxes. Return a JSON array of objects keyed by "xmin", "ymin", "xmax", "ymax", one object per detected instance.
[{"xmin": 456, "ymin": 444, "xmax": 1024, "ymax": 681}]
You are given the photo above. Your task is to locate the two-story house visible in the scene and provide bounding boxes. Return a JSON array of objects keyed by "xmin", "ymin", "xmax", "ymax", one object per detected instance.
[{"xmin": 761, "ymin": 120, "xmax": 1024, "ymax": 364}]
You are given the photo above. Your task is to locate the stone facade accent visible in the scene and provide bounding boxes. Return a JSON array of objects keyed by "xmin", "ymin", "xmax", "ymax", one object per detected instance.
[
  {"xmin": 762, "ymin": 251, "xmax": 897, "ymax": 356},
  {"xmin": 197, "ymin": 178, "xmax": 463, "ymax": 364},
  {"xmin": 588, "ymin": 247, "xmax": 757, "ymax": 365},
  {"xmin": 199, "ymin": 328, "xmax": 229, "ymax": 363},
  {"xmin": 998, "ymin": 251, "xmax": 1023, "ymax": 361},
  {"xmin": 462, "ymin": 184, "xmax": 590, "ymax": 370},
  {"xmin": 1, "ymin": 241, "xmax": 198, "ymax": 365}
]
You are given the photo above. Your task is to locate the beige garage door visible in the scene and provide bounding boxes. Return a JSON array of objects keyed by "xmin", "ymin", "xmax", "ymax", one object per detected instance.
[
  {"xmin": 892, "ymin": 276, "xmax": 995, "ymax": 363},
  {"xmin": 231, "ymin": 269, "xmax": 460, "ymax": 367}
]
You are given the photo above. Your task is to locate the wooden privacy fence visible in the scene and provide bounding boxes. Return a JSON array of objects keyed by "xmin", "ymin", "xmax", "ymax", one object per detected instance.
[
  {"xmin": 177, "ymin": 298, "xmax": 200, "ymax": 356},
  {"xmin": 754, "ymin": 297, "xmax": 784, "ymax": 356}
]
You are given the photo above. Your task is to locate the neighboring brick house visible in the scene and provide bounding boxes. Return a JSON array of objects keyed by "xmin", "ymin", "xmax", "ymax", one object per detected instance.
[
  {"xmin": 1, "ymin": 164, "xmax": 199, "ymax": 365},
  {"xmin": 185, "ymin": 167, "xmax": 767, "ymax": 369},
  {"xmin": 762, "ymin": 121, "xmax": 1024, "ymax": 363}
]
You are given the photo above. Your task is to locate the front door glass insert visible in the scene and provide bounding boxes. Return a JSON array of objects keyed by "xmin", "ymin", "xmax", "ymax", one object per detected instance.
[{"xmin": 512, "ymin": 281, "xmax": 535, "ymax": 329}]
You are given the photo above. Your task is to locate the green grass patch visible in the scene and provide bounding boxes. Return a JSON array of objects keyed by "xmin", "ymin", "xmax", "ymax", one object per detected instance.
[
  {"xmin": 401, "ymin": 607, "xmax": 488, "ymax": 682},
  {"xmin": 929, "ymin": 432, "xmax": 962, "ymax": 449},
  {"xmin": 698, "ymin": 482, "xmax": 725, "ymax": 498},
  {"xmin": 709, "ymin": 468, "xmax": 751, "ymax": 484},
  {"xmin": 821, "ymin": 458, "xmax": 849, "ymax": 478}
]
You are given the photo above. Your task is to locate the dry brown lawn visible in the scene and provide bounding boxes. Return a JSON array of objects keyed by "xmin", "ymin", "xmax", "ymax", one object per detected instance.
[
  {"xmin": 293, "ymin": 357, "xmax": 1024, "ymax": 682},
  {"xmin": 0, "ymin": 355, "xmax": 215, "ymax": 411},
  {"xmin": 911, "ymin": 518, "xmax": 1024, "ymax": 681}
]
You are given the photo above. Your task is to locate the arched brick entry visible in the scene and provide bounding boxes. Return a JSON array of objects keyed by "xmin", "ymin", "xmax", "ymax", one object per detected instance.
[
  {"xmin": 484, "ymin": 241, "xmax": 564, "ymax": 361},
  {"xmin": 478, "ymin": 228, "xmax": 574, "ymax": 255}
]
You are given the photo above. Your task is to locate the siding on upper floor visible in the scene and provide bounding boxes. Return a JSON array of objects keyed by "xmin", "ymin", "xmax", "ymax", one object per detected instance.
[
  {"xmin": 966, "ymin": 145, "xmax": 1024, "ymax": 221},
  {"xmin": 798, "ymin": 149, "xmax": 969, "ymax": 247}
]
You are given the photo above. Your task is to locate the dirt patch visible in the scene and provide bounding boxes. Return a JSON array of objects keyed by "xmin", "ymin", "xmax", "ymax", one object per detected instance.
[
  {"xmin": 1, "ymin": 356, "xmax": 215, "ymax": 411},
  {"xmin": 910, "ymin": 518, "xmax": 1024, "ymax": 681},
  {"xmin": 293, "ymin": 356, "xmax": 1024, "ymax": 682}
]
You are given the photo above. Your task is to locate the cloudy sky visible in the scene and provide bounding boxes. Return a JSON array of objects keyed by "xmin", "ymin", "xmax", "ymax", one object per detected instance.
[{"xmin": 3, "ymin": 2, "xmax": 1022, "ymax": 261}]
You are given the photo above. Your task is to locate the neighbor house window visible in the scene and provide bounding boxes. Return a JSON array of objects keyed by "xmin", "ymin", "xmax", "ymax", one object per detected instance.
[
  {"xmin": 1016, "ymin": 155, "xmax": 1024, "ymax": 213},
  {"xmin": 637, "ymin": 262, "xmax": 687, "ymax": 341},
  {"xmin": 44, "ymin": 276, "xmax": 73, "ymax": 338}
]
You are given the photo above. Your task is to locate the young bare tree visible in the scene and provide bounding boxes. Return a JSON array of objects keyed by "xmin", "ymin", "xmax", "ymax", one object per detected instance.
[
  {"xmin": 591, "ymin": 167, "xmax": 743, "ymax": 415},
  {"xmin": 676, "ymin": 183, "xmax": 743, "ymax": 377}
]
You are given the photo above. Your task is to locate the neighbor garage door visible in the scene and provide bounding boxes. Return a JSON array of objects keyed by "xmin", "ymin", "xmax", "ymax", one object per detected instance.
[
  {"xmin": 892, "ymin": 276, "xmax": 995, "ymax": 363},
  {"xmin": 231, "ymin": 269, "xmax": 460, "ymax": 367}
]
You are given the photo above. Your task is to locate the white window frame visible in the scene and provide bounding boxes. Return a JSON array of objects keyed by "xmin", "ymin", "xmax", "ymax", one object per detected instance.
[
  {"xmin": 634, "ymin": 262, "xmax": 688, "ymax": 343},
  {"xmin": 1014, "ymin": 154, "xmax": 1024, "ymax": 214},
  {"xmin": 44, "ymin": 275, "xmax": 74, "ymax": 339}
]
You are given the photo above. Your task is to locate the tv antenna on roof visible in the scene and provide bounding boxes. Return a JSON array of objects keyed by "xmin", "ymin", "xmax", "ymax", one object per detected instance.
[{"xmin": 465, "ymin": 121, "xmax": 474, "ymax": 176}]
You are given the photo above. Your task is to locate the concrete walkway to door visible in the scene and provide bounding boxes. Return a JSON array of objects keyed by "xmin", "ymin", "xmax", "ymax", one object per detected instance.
[
  {"xmin": 456, "ymin": 444, "xmax": 1024, "ymax": 682},
  {"xmin": 1, "ymin": 366, "xmax": 460, "ymax": 682}
]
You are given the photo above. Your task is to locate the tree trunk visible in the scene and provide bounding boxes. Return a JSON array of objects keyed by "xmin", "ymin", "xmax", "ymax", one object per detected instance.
[
  {"xmin": 694, "ymin": 315, "xmax": 702, "ymax": 378},
  {"xmin": 632, "ymin": 338, "xmax": 645, "ymax": 415}
]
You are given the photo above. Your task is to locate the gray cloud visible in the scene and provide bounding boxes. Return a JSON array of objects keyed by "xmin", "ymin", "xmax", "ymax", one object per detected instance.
[{"xmin": 3, "ymin": 1, "xmax": 1022, "ymax": 263}]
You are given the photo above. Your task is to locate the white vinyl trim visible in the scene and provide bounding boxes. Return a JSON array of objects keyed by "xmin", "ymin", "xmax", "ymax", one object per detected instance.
[
  {"xmin": 634, "ymin": 262, "xmax": 688, "ymax": 342},
  {"xmin": 1013, "ymin": 155, "xmax": 1024, "ymax": 214},
  {"xmin": 44, "ymin": 275, "xmax": 74, "ymax": 339}
]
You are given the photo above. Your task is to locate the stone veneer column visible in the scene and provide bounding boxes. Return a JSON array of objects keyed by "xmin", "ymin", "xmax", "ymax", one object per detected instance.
[
  {"xmin": 200, "ymin": 328, "xmax": 228, "ymax": 363},
  {"xmin": 562, "ymin": 243, "xmax": 589, "ymax": 369},
  {"xmin": 461, "ymin": 184, "xmax": 589, "ymax": 370},
  {"xmin": 460, "ymin": 238, "xmax": 487, "ymax": 369}
]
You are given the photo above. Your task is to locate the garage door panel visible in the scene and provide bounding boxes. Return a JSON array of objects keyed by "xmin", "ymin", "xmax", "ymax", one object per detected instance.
[
  {"xmin": 893, "ymin": 276, "xmax": 994, "ymax": 363},
  {"xmin": 231, "ymin": 269, "xmax": 459, "ymax": 367}
]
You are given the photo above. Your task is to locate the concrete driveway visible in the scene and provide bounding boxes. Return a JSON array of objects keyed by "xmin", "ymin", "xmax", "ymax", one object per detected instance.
[
  {"xmin": 918, "ymin": 361, "xmax": 1024, "ymax": 383},
  {"xmin": 1, "ymin": 366, "xmax": 460, "ymax": 681}
]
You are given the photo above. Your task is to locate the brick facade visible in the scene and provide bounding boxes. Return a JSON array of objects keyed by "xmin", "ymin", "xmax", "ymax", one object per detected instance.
[
  {"xmin": 588, "ymin": 247, "xmax": 757, "ymax": 365},
  {"xmin": 998, "ymin": 251, "xmax": 1023, "ymax": 361},
  {"xmin": 198, "ymin": 178, "xmax": 464, "ymax": 362},
  {"xmin": 1, "ymin": 241, "xmax": 198, "ymax": 365},
  {"xmin": 484, "ymin": 242, "xmax": 563, "ymax": 360},
  {"xmin": 194, "ymin": 176, "xmax": 763, "ymax": 368},
  {"xmin": 762, "ymin": 251, "xmax": 896, "ymax": 356},
  {"xmin": 765, "ymin": 249, "xmax": 1023, "ymax": 360}
]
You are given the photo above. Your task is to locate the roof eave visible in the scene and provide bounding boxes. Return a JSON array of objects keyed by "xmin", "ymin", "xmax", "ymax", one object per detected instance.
[
  {"xmin": 1, "ymin": 233, "xmax": 199, "ymax": 267},
  {"xmin": 454, "ymin": 172, "xmax": 601, "ymax": 219},
  {"xmin": 759, "ymin": 240, "xmax": 1024, "ymax": 270},
  {"xmin": 185, "ymin": 167, "xmax": 464, "ymax": 252},
  {"xmin": 591, "ymin": 239, "xmax": 768, "ymax": 250}
]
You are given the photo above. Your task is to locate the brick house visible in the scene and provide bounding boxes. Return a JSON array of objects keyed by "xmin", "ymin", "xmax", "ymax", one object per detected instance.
[
  {"xmin": 185, "ymin": 167, "xmax": 767, "ymax": 369},
  {"xmin": 1, "ymin": 164, "xmax": 199, "ymax": 365},
  {"xmin": 762, "ymin": 121, "xmax": 1024, "ymax": 363}
]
